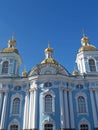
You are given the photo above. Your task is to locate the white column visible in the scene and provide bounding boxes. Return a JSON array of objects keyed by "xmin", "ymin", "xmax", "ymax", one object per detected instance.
[
  {"xmin": 95, "ymin": 90, "xmax": 98, "ymax": 115},
  {"xmin": 0, "ymin": 92, "xmax": 8, "ymax": 129},
  {"xmin": 59, "ymin": 89, "xmax": 65, "ymax": 129},
  {"xmin": 23, "ymin": 91, "xmax": 29, "ymax": 129},
  {"xmin": 28, "ymin": 91, "xmax": 34, "ymax": 129},
  {"xmin": 64, "ymin": 90, "xmax": 70, "ymax": 128},
  {"xmin": 90, "ymin": 90, "xmax": 98, "ymax": 127},
  {"xmin": 0, "ymin": 92, "xmax": 3, "ymax": 114},
  {"xmin": 69, "ymin": 90, "xmax": 75, "ymax": 128},
  {"xmin": 32, "ymin": 89, "xmax": 38, "ymax": 129}
]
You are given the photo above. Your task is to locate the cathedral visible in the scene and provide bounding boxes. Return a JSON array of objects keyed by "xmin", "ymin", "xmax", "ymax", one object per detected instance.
[{"xmin": 0, "ymin": 33, "xmax": 98, "ymax": 130}]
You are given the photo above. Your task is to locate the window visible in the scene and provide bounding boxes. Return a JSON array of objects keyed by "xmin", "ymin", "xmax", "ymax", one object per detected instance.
[
  {"xmin": 45, "ymin": 95, "xmax": 52, "ymax": 113},
  {"xmin": 2, "ymin": 61, "xmax": 9, "ymax": 74},
  {"xmin": 80, "ymin": 124, "xmax": 88, "ymax": 130},
  {"xmin": 44, "ymin": 82, "xmax": 52, "ymax": 87},
  {"xmin": 14, "ymin": 86, "xmax": 21, "ymax": 91},
  {"xmin": 12, "ymin": 98, "xmax": 20, "ymax": 114},
  {"xmin": 89, "ymin": 59, "xmax": 96, "ymax": 72},
  {"xmin": 44, "ymin": 123, "xmax": 53, "ymax": 130},
  {"xmin": 10, "ymin": 124, "xmax": 18, "ymax": 130},
  {"xmin": 78, "ymin": 96, "xmax": 86, "ymax": 113}
]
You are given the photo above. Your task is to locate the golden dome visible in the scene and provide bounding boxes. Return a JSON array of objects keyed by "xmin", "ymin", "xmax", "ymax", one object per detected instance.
[
  {"xmin": 22, "ymin": 71, "xmax": 28, "ymax": 77},
  {"xmin": 2, "ymin": 48, "xmax": 19, "ymax": 54},
  {"xmin": 41, "ymin": 58, "xmax": 58, "ymax": 65},
  {"xmin": 79, "ymin": 45, "xmax": 97, "ymax": 52},
  {"xmin": 81, "ymin": 36, "xmax": 89, "ymax": 43},
  {"xmin": 8, "ymin": 39, "xmax": 16, "ymax": 44},
  {"xmin": 73, "ymin": 70, "xmax": 78, "ymax": 75},
  {"xmin": 45, "ymin": 47, "xmax": 53, "ymax": 53}
]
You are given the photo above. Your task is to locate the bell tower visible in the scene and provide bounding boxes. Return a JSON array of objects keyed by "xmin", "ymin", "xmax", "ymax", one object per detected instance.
[
  {"xmin": 0, "ymin": 34, "xmax": 22, "ymax": 77},
  {"xmin": 76, "ymin": 33, "xmax": 98, "ymax": 75}
]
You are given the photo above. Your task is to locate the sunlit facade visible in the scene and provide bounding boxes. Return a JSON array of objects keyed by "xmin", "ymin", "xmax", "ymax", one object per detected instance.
[{"xmin": 0, "ymin": 34, "xmax": 98, "ymax": 130}]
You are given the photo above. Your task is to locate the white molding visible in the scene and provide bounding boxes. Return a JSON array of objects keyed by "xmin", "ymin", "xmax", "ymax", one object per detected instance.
[{"xmin": 8, "ymin": 119, "xmax": 20, "ymax": 130}]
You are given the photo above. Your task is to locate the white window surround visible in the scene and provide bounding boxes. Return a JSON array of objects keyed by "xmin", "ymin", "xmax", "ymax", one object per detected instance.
[
  {"xmin": 42, "ymin": 89, "xmax": 55, "ymax": 114},
  {"xmin": 42, "ymin": 117, "xmax": 55, "ymax": 130},
  {"xmin": 8, "ymin": 119, "xmax": 20, "ymax": 130},
  {"xmin": 75, "ymin": 93, "xmax": 88, "ymax": 114},
  {"xmin": 10, "ymin": 93, "xmax": 23, "ymax": 116},
  {"xmin": 1, "ymin": 60, "xmax": 9, "ymax": 74},
  {"xmin": 89, "ymin": 58, "xmax": 96, "ymax": 72},
  {"xmin": 78, "ymin": 118, "xmax": 90, "ymax": 130}
]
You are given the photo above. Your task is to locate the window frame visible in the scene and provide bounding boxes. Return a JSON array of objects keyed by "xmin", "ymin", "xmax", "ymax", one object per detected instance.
[
  {"xmin": 10, "ymin": 94, "xmax": 22, "ymax": 116},
  {"xmin": 8, "ymin": 119, "xmax": 20, "ymax": 130},
  {"xmin": 89, "ymin": 58, "xmax": 96, "ymax": 72},
  {"xmin": 42, "ymin": 90, "xmax": 55, "ymax": 114},
  {"xmin": 76, "ymin": 93, "xmax": 88, "ymax": 114},
  {"xmin": 2, "ymin": 60, "xmax": 9, "ymax": 74},
  {"xmin": 78, "ymin": 96, "xmax": 86, "ymax": 113},
  {"xmin": 42, "ymin": 117, "xmax": 55, "ymax": 130}
]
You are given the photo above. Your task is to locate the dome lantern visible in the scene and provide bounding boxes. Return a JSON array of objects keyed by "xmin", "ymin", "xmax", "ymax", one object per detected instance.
[
  {"xmin": 8, "ymin": 32, "xmax": 16, "ymax": 48},
  {"xmin": 44, "ymin": 41, "xmax": 54, "ymax": 59}
]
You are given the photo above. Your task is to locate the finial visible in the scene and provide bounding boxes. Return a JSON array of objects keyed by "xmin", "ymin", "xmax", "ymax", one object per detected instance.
[
  {"xmin": 24, "ymin": 65, "xmax": 26, "ymax": 71},
  {"xmin": 48, "ymin": 40, "xmax": 50, "ymax": 48},
  {"xmin": 82, "ymin": 29, "xmax": 85, "ymax": 37},
  {"xmin": 12, "ymin": 32, "xmax": 15, "ymax": 40}
]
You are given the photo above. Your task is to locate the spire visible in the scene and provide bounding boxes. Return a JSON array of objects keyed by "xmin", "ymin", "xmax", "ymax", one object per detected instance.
[
  {"xmin": 82, "ymin": 29, "xmax": 85, "ymax": 37},
  {"xmin": 44, "ymin": 41, "xmax": 53, "ymax": 58},
  {"xmin": 22, "ymin": 65, "xmax": 28, "ymax": 77},
  {"xmin": 81, "ymin": 30, "xmax": 90, "ymax": 46},
  {"xmin": 8, "ymin": 32, "xmax": 16, "ymax": 48},
  {"xmin": 12, "ymin": 32, "xmax": 15, "ymax": 40}
]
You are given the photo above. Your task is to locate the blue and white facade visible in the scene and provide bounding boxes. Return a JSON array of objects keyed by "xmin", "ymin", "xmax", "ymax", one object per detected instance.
[{"xmin": 0, "ymin": 34, "xmax": 98, "ymax": 130}]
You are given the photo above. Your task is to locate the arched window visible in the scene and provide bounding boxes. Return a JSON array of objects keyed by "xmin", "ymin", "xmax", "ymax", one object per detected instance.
[
  {"xmin": 78, "ymin": 96, "xmax": 86, "ymax": 113},
  {"xmin": 89, "ymin": 59, "xmax": 96, "ymax": 72},
  {"xmin": 80, "ymin": 124, "xmax": 89, "ymax": 130},
  {"xmin": 44, "ymin": 123, "xmax": 53, "ymax": 130},
  {"xmin": 2, "ymin": 61, "xmax": 9, "ymax": 74},
  {"xmin": 12, "ymin": 98, "xmax": 20, "ymax": 114},
  {"xmin": 45, "ymin": 94, "xmax": 52, "ymax": 113},
  {"xmin": 10, "ymin": 124, "xmax": 18, "ymax": 130}
]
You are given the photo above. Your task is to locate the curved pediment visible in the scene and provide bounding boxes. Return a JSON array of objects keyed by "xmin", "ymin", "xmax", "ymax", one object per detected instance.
[{"xmin": 28, "ymin": 63, "xmax": 70, "ymax": 76}]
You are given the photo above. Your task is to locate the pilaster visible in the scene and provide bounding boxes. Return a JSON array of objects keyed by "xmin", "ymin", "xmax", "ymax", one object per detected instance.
[
  {"xmin": 23, "ymin": 91, "xmax": 29, "ymax": 129},
  {"xmin": 69, "ymin": 89, "xmax": 75, "ymax": 128},
  {"xmin": 90, "ymin": 90, "xmax": 98, "ymax": 128},
  {"xmin": 59, "ymin": 88, "xmax": 65, "ymax": 129},
  {"xmin": 0, "ymin": 92, "xmax": 8, "ymax": 129},
  {"xmin": 64, "ymin": 90, "xmax": 69, "ymax": 129}
]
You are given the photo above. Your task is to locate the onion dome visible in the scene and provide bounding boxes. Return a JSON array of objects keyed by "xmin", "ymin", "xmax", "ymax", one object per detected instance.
[
  {"xmin": 22, "ymin": 71, "xmax": 28, "ymax": 77},
  {"xmin": 79, "ymin": 45, "xmax": 96, "ymax": 52},
  {"xmin": 2, "ymin": 48, "xmax": 19, "ymax": 54},
  {"xmin": 81, "ymin": 36, "xmax": 90, "ymax": 44},
  {"xmin": 1, "ymin": 33, "xmax": 19, "ymax": 55},
  {"xmin": 41, "ymin": 42, "xmax": 59, "ymax": 65},
  {"xmin": 45, "ymin": 46, "xmax": 54, "ymax": 53},
  {"xmin": 72, "ymin": 70, "xmax": 78, "ymax": 75},
  {"xmin": 22, "ymin": 66, "xmax": 28, "ymax": 77},
  {"xmin": 78, "ymin": 33, "xmax": 97, "ymax": 52}
]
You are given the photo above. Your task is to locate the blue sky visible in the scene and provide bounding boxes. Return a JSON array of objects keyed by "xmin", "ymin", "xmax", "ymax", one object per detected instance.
[{"xmin": 0, "ymin": 0, "xmax": 98, "ymax": 74}]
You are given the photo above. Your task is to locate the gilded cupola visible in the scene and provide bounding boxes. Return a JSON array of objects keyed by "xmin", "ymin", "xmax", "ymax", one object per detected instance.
[
  {"xmin": 1, "ymin": 33, "xmax": 19, "ymax": 54},
  {"xmin": 79, "ymin": 32, "xmax": 97, "ymax": 52},
  {"xmin": 41, "ymin": 42, "xmax": 58, "ymax": 65}
]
